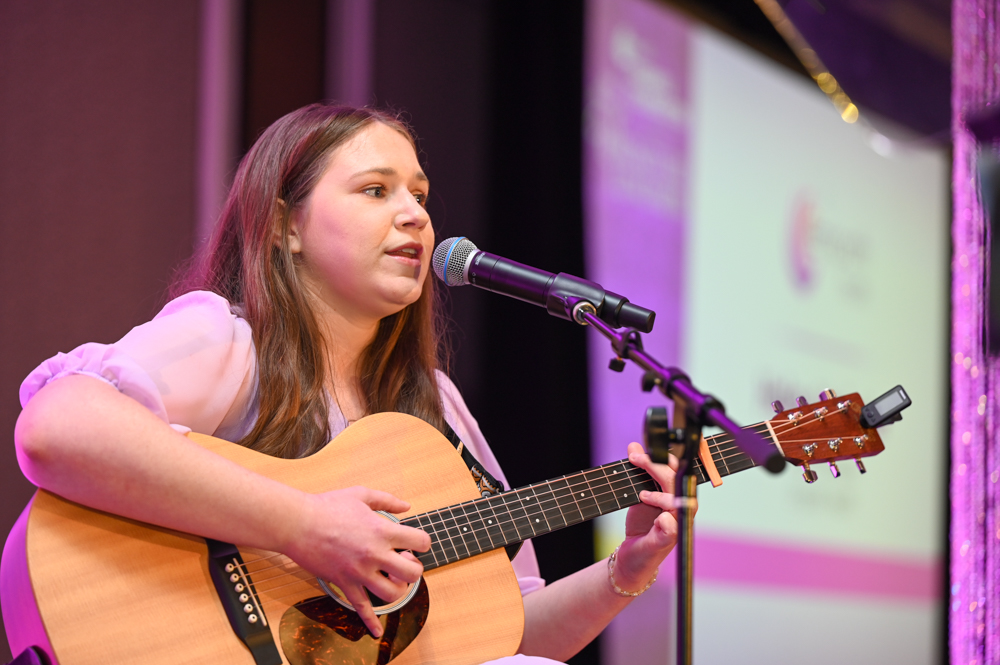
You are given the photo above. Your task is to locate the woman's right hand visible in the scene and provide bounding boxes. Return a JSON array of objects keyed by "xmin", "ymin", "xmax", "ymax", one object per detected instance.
[{"xmin": 282, "ymin": 486, "xmax": 431, "ymax": 638}]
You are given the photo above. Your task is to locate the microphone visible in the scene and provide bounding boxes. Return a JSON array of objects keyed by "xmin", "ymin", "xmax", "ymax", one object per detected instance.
[{"xmin": 432, "ymin": 237, "xmax": 656, "ymax": 333}]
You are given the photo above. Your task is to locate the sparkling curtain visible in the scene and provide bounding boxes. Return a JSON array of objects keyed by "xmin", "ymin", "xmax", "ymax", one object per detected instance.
[{"xmin": 952, "ymin": 1, "xmax": 1000, "ymax": 663}]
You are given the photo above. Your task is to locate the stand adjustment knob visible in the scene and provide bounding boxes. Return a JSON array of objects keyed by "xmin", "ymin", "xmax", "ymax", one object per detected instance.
[
  {"xmin": 609, "ymin": 357, "xmax": 626, "ymax": 372},
  {"xmin": 644, "ymin": 406, "xmax": 671, "ymax": 452}
]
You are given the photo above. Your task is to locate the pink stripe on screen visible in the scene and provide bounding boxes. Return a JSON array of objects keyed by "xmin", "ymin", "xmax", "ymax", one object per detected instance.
[{"xmin": 687, "ymin": 532, "xmax": 941, "ymax": 602}]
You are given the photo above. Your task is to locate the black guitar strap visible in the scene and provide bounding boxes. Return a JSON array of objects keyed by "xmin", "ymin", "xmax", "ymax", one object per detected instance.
[{"xmin": 442, "ymin": 423, "xmax": 505, "ymax": 498}]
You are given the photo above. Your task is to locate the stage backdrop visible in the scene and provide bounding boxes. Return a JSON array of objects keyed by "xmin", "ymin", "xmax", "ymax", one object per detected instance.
[{"xmin": 583, "ymin": 0, "xmax": 949, "ymax": 663}]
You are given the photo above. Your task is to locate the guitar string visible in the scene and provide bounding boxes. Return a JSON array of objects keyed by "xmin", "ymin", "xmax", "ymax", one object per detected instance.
[
  {"xmin": 226, "ymin": 463, "xmax": 655, "ymax": 579},
  {"xmin": 233, "ymin": 419, "xmax": 828, "ymax": 584},
  {"xmin": 215, "ymin": 460, "xmax": 645, "ymax": 583},
  {"xmin": 247, "ymin": 408, "xmax": 860, "ymax": 606},
  {"xmin": 236, "ymin": 461, "xmax": 652, "ymax": 579},
  {"xmin": 703, "ymin": 403, "xmax": 854, "ymax": 462},
  {"xmin": 229, "ymin": 404, "xmax": 857, "ymax": 584},
  {"xmin": 248, "ymin": 467, "xmax": 656, "ymax": 608},
  {"xmin": 705, "ymin": 403, "xmax": 851, "ymax": 450},
  {"xmin": 233, "ymin": 465, "xmax": 654, "ymax": 593},
  {"xmin": 264, "ymin": 464, "xmax": 652, "ymax": 584},
  {"xmin": 397, "ymin": 464, "xmax": 654, "ymax": 566}
]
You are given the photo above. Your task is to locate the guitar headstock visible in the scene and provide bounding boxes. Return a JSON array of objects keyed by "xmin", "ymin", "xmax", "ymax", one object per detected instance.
[{"xmin": 768, "ymin": 390, "xmax": 885, "ymax": 483}]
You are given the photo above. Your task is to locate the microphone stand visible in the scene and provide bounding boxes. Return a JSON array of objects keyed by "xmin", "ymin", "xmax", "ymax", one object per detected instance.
[{"xmin": 565, "ymin": 299, "xmax": 783, "ymax": 665}]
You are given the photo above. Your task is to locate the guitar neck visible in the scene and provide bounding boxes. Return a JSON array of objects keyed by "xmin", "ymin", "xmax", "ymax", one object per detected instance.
[
  {"xmin": 405, "ymin": 420, "xmax": 777, "ymax": 571},
  {"xmin": 689, "ymin": 421, "xmax": 777, "ymax": 485}
]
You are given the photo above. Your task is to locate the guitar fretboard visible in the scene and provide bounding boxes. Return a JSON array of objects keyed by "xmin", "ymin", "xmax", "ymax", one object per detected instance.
[{"xmin": 404, "ymin": 421, "xmax": 777, "ymax": 571}]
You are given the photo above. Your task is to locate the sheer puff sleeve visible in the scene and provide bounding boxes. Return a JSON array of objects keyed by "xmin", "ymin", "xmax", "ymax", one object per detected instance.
[
  {"xmin": 19, "ymin": 291, "xmax": 256, "ymax": 437},
  {"xmin": 436, "ymin": 371, "xmax": 546, "ymax": 597}
]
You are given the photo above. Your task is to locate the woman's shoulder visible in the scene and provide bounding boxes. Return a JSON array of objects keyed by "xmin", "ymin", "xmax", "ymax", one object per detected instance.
[
  {"xmin": 153, "ymin": 290, "xmax": 243, "ymax": 324},
  {"xmin": 434, "ymin": 370, "xmax": 470, "ymax": 415},
  {"xmin": 126, "ymin": 290, "xmax": 252, "ymax": 349}
]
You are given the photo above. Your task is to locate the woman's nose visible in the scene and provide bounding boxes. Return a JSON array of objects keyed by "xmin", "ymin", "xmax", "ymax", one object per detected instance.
[{"xmin": 395, "ymin": 193, "xmax": 430, "ymax": 229}]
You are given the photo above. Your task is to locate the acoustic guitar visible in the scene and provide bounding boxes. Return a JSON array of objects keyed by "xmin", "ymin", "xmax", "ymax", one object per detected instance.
[{"xmin": 1, "ymin": 392, "xmax": 883, "ymax": 665}]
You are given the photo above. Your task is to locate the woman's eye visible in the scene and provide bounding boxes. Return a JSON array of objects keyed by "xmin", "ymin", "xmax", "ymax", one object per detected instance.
[
  {"xmin": 363, "ymin": 185, "xmax": 385, "ymax": 198},
  {"xmin": 414, "ymin": 192, "xmax": 427, "ymax": 207}
]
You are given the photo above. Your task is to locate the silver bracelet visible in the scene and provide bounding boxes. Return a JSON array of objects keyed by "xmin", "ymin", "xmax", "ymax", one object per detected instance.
[{"xmin": 608, "ymin": 544, "xmax": 658, "ymax": 597}]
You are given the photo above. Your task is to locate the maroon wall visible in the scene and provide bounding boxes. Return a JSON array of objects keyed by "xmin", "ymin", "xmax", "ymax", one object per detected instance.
[{"xmin": 0, "ymin": 2, "xmax": 200, "ymax": 659}]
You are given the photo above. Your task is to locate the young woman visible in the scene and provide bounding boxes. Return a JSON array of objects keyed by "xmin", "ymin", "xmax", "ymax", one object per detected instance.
[{"xmin": 15, "ymin": 104, "xmax": 683, "ymax": 663}]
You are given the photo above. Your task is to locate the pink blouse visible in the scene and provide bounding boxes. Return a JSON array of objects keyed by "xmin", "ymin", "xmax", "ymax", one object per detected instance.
[{"xmin": 20, "ymin": 290, "xmax": 545, "ymax": 598}]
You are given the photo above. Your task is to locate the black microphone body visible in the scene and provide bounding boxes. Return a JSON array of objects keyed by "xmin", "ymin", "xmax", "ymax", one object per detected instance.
[{"xmin": 433, "ymin": 237, "xmax": 655, "ymax": 333}]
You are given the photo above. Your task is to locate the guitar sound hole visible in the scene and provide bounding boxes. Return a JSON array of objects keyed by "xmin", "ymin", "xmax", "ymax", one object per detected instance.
[{"xmin": 279, "ymin": 581, "xmax": 429, "ymax": 665}]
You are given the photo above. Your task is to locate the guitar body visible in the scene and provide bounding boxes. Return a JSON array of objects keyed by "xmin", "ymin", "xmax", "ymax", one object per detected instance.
[{"xmin": 1, "ymin": 413, "xmax": 524, "ymax": 665}]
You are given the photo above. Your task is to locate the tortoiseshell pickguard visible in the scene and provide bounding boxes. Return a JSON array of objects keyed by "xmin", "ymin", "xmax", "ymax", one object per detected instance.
[{"xmin": 279, "ymin": 582, "xmax": 429, "ymax": 665}]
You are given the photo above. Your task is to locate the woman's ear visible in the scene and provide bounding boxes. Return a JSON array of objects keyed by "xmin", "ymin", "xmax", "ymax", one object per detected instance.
[{"xmin": 277, "ymin": 198, "xmax": 303, "ymax": 254}]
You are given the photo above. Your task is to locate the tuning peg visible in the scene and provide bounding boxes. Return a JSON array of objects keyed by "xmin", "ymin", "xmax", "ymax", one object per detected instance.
[
  {"xmin": 802, "ymin": 462, "xmax": 818, "ymax": 484},
  {"xmin": 819, "ymin": 388, "xmax": 837, "ymax": 401},
  {"xmin": 771, "ymin": 400, "xmax": 784, "ymax": 414},
  {"xmin": 796, "ymin": 395, "xmax": 808, "ymax": 407},
  {"xmin": 855, "ymin": 458, "xmax": 867, "ymax": 474},
  {"xmin": 828, "ymin": 461, "xmax": 841, "ymax": 478}
]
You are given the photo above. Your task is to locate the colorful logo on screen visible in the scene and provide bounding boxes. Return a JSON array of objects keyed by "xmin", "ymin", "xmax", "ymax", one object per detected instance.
[{"xmin": 789, "ymin": 194, "xmax": 816, "ymax": 291}]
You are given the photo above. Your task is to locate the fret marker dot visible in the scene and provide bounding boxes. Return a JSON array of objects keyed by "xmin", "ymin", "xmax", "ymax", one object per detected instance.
[
  {"xmin": 580, "ymin": 493, "xmax": 586, "ymax": 497},
  {"xmin": 535, "ymin": 518, "xmax": 540, "ymax": 523},
  {"xmin": 463, "ymin": 527, "xmax": 467, "ymax": 531},
  {"xmin": 488, "ymin": 520, "xmax": 493, "ymax": 524},
  {"xmin": 624, "ymin": 493, "xmax": 629, "ymax": 497}
]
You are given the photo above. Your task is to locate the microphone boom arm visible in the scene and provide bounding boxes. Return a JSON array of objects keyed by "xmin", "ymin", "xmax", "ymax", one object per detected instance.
[{"xmin": 567, "ymin": 297, "xmax": 784, "ymax": 473}]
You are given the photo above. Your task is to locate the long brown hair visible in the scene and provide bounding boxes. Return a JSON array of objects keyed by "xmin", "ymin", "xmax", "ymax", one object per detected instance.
[{"xmin": 176, "ymin": 104, "xmax": 447, "ymax": 458}]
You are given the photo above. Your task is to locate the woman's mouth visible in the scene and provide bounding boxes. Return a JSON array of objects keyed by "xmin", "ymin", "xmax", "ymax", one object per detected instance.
[{"xmin": 386, "ymin": 245, "xmax": 423, "ymax": 264}]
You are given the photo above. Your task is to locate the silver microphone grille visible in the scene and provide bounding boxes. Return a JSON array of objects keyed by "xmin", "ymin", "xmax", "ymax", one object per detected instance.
[{"xmin": 432, "ymin": 237, "xmax": 478, "ymax": 286}]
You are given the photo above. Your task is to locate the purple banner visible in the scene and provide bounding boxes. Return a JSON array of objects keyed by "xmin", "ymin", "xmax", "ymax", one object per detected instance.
[{"xmin": 584, "ymin": 0, "xmax": 690, "ymax": 465}]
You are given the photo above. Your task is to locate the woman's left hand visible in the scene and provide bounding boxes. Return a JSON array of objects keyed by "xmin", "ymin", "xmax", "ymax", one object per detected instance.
[{"xmin": 613, "ymin": 442, "xmax": 695, "ymax": 593}]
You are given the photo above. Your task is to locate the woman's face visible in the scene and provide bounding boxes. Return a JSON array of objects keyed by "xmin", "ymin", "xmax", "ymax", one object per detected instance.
[{"xmin": 289, "ymin": 122, "xmax": 433, "ymax": 325}]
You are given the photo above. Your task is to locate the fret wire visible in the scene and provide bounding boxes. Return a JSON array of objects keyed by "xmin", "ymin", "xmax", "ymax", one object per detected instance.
[
  {"xmin": 527, "ymin": 479, "xmax": 566, "ymax": 531},
  {"xmin": 596, "ymin": 464, "xmax": 625, "ymax": 511},
  {"xmin": 456, "ymin": 501, "xmax": 486, "ymax": 556},
  {"xmin": 452, "ymin": 498, "xmax": 497, "ymax": 555},
  {"xmin": 527, "ymin": 484, "xmax": 554, "ymax": 533},
  {"xmin": 431, "ymin": 508, "xmax": 464, "ymax": 565},
  {"xmin": 418, "ymin": 515, "xmax": 451, "ymax": 566},
  {"xmin": 581, "ymin": 467, "xmax": 614, "ymax": 516},
  {"xmin": 481, "ymin": 496, "xmax": 508, "ymax": 547},
  {"xmin": 552, "ymin": 476, "xmax": 585, "ymax": 528},
  {"xmin": 498, "ymin": 492, "xmax": 529, "ymax": 542},
  {"xmin": 408, "ymin": 514, "xmax": 442, "ymax": 568},
  {"xmin": 539, "ymin": 475, "xmax": 572, "ymax": 531},
  {"xmin": 522, "ymin": 485, "xmax": 552, "ymax": 537},
  {"xmin": 406, "ymin": 412, "xmax": 837, "ymax": 570},
  {"xmin": 406, "ymin": 461, "xmax": 657, "ymax": 566},
  {"xmin": 422, "ymin": 510, "xmax": 460, "ymax": 565},
  {"xmin": 440, "ymin": 506, "xmax": 474, "ymax": 561}
]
